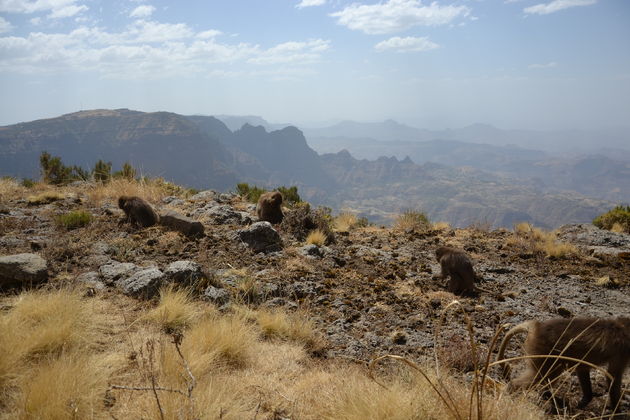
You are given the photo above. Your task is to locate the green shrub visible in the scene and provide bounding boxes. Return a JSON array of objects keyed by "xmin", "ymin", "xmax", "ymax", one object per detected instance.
[
  {"xmin": 236, "ymin": 183, "xmax": 267, "ymax": 203},
  {"xmin": 55, "ymin": 211, "xmax": 92, "ymax": 230},
  {"xmin": 394, "ymin": 209, "xmax": 430, "ymax": 231},
  {"xmin": 21, "ymin": 178, "xmax": 35, "ymax": 188},
  {"xmin": 92, "ymin": 160, "xmax": 112, "ymax": 182},
  {"xmin": 593, "ymin": 205, "xmax": 630, "ymax": 233},
  {"xmin": 112, "ymin": 162, "xmax": 137, "ymax": 180},
  {"xmin": 40, "ymin": 152, "xmax": 74, "ymax": 185},
  {"xmin": 277, "ymin": 185, "xmax": 301, "ymax": 205}
]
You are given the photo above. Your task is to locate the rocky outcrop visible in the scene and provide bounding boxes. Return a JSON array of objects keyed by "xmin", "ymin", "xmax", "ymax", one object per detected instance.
[
  {"xmin": 235, "ymin": 222, "xmax": 282, "ymax": 253},
  {"xmin": 115, "ymin": 267, "xmax": 165, "ymax": 299},
  {"xmin": 159, "ymin": 211, "xmax": 205, "ymax": 237},
  {"xmin": 0, "ymin": 253, "xmax": 48, "ymax": 288}
]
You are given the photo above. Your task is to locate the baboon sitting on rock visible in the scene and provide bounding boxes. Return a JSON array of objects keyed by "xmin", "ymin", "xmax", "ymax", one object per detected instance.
[
  {"xmin": 118, "ymin": 196, "xmax": 159, "ymax": 228},
  {"xmin": 257, "ymin": 191, "xmax": 283, "ymax": 224},
  {"xmin": 498, "ymin": 316, "xmax": 630, "ymax": 410}
]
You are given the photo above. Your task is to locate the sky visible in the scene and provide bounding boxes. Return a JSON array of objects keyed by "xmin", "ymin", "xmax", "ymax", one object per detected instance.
[{"xmin": 0, "ymin": 0, "xmax": 629, "ymax": 130}]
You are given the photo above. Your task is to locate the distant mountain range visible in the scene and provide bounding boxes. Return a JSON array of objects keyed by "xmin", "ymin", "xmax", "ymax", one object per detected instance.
[{"xmin": 0, "ymin": 109, "xmax": 623, "ymax": 228}]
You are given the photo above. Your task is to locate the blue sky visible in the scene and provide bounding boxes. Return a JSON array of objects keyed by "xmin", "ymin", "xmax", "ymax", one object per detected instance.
[{"xmin": 0, "ymin": 0, "xmax": 628, "ymax": 130}]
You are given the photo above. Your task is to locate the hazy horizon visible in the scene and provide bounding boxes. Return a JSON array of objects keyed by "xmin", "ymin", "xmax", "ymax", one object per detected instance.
[{"xmin": 1, "ymin": 0, "xmax": 629, "ymax": 131}]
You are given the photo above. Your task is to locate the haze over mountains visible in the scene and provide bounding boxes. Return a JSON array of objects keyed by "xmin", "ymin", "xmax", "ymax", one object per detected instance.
[{"xmin": 1, "ymin": 109, "xmax": 628, "ymax": 228}]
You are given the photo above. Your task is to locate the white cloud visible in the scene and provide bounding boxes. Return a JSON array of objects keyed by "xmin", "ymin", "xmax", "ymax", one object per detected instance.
[
  {"xmin": 528, "ymin": 61, "xmax": 557, "ymax": 69},
  {"xmin": 129, "ymin": 5, "xmax": 155, "ymax": 18},
  {"xmin": 48, "ymin": 4, "xmax": 87, "ymax": 18},
  {"xmin": 330, "ymin": 0, "xmax": 470, "ymax": 34},
  {"xmin": 0, "ymin": 22, "xmax": 331, "ymax": 79},
  {"xmin": 248, "ymin": 39, "xmax": 330, "ymax": 64},
  {"xmin": 524, "ymin": 0, "xmax": 597, "ymax": 15},
  {"xmin": 0, "ymin": 0, "xmax": 83, "ymax": 14},
  {"xmin": 374, "ymin": 36, "xmax": 438, "ymax": 52},
  {"xmin": 196, "ymin": 29, "xmax": 222, "ymax": 39},
  {"xmin": 0, "ymin": 16, "xmax": 12, "ymax": 33},
  {"xmin": 296, "ymin": 0, "xmax": 326, "ymax": 8}
]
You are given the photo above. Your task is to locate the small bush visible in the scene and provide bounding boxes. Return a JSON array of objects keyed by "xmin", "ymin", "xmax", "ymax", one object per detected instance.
[
  {"xmin": 281, "ymin": 203, "xmax": 335, "ymax": 244},
  {"xmin": 394, "ymin": 209, "xmax": 430, "ymax": 231},
  {"xmin": 512, "ymin": 222, "xmax": 577, "ymax": 258},
  {"xmin": 236, "ymin": 182, "xmax": 267, "ymax": 203},
  {"xmin": 112, "ymin": 162, "xmax": 137, "ymax": 180},
  {"xmin": 333, "ymin": 212, "xmax": 358, "ymax": 232},
  {"xmin": 92, "ymin": 159, "xmax": 112, "ymax": 182},
  {"xmin": 306, "ymin": 229, "xmax": 327, "ymax": 246},
  {"xmin": 21, "ymin": 178, "xmax": 35, "ymax": 188},
  {"xmin": 55, "ymin": 210, "xmax": 92, "ymax": 230},
  {"xmin": 276, "ymin": 185, "xmax": 301, "ymax": 205},
  {"xmin": 432, "ymin": 221, "xmax": 451, "ymax": 230},
  {"xmin": 593, "ymin": 205, "xmax": 630, "ymax": 234}
]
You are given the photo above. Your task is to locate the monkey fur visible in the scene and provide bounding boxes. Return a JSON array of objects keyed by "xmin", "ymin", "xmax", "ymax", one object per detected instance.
[
  {"xmin": 256, "ymin": 191, "xmax": 284, "ymax": 224},
  {"xmin": 497, "ymin": 317, "xmax": 630, "ymax": 410},
  {"xmin": 118, "ymin": 195, "xmax": 159, "ymax": 228},
  {"xmin": 435, "ymin": 246, "xmax": 477, "ymax": 296}
]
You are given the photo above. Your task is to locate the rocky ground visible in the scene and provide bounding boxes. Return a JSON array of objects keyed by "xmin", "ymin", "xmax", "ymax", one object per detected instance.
[{"xmin": 1, "ymin": 184, "xmax": 629, "ymax": 418}]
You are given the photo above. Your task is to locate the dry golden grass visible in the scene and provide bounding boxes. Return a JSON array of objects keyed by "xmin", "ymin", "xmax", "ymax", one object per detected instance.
[
  {"xmin": 511, "ymin": 222, "xmax": 577, "ymax": 258},
  {"xmin": 394, "ymin": 209, "xmax": 430, "ymax": 231},
  {"xmin": 85, "ymin": 177, "xmax": 169, "ymax": 206},
  {"xmin": 26, "ymin": 190, "xmax": 65, "ymax": 205},
  {"xmin": 143, "ymin": 287, "xmax": 205, "ymax": 333},
  {"xmin": 181, "ymin": 314, "xmax": 258, "ymax": 374},
  {"xmin": 611, "ymin": 222, "xmax": 625, "ymax": 233},
  {"xmin": 432, "ymin": 221, "xmax": 451, "ymax": 230},
  {"xmin": 306, "ymin": 229, "xmax": 327, "ymax": 246},
  {"xmin": 12, "ymin": 352, "xmax": 111, "ymax": 420},
  {"xmin": 0, "ymin": 289, "xmax": 97, "ymax": 364},
  {"xmin": 333, "ymin": 212, "xmax": 358, "ymax": 233},
  {"xmin": 256, "ymin": 308, "xmax": 321, "ymax": 349},
  {"xmin": 0, "ymin": 177, "xmax": 28, "ymax": 202}
]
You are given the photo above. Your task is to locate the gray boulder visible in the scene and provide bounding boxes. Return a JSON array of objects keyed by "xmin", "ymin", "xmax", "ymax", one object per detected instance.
[
  {"xmin": 204, "ymin": 205, "xmax": 251, "ymax": 225},
  {"xmin": 165, "ymin": 260, "xmax": 204, "ymax": 285},
  {"xmin": 99, "ymin": 262, "xmax": 139, "ymax": 285},
  {"xmin": 191, "ymin": 190, "xmax": 218, "ymax": 202},
  {"xmin": 0, "ymin": 253, "xmax": 48, "ymax": 287},
  {"xmin": 235, "ymin": 222, "xmax": 282, "ymax": 253},
  {"xmin": 203, "ymin": 286, "xmax": 230, "ymax": 305},
  {"xmin": 159, "ymin": 210, "xmax": 204, "ymax": 237},
  {"xmin": 76, "ymin": 271, "xmax": 106, "ymax": 290},
  {"xmin": 116, "ymin": 268, "xmax": 165, "ymax": 299}
]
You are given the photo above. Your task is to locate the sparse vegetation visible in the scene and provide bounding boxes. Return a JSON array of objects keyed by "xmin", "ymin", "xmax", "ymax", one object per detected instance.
[
  {"xmin": 55, "ymin": 210, "xmax": 92, "ymax": 229},
  {"xmin": 27, "ymin": 190, "xmax": 65, "ymax": 205},
  {"xmin": 593, "ymin": 205, "xmax": 630, "ymax": 234},
  {"xmin": 394, "ymin": 209, "xmax": 430, "ymax": 231},
  {"xmin": 236, "ymin": 183, "xmax": 301, "ymax": 206},
  {"xmin": 510, "ymin": 222, "xmax": 577, "ymax": 258}
]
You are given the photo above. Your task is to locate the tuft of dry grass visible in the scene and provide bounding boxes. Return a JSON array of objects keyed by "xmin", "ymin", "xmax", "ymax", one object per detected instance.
[
  {"xmin": 85, "ymin": 177, "xmax": 168, "ymax": 206},
  {"xmin": 394, "ymin": 209, "xmax": 430, "ymax": 231},
  {"xmin": 181, "ymin": 314, "xmax": 258, "ymax": 375},
  {"xmin": 610, "ymin": 222, "xmax": 625, "ymax": 233},
  {"xmin": 0, "ymin": 289, "xmax": 97, "ymax": 365},
  {"xmin": 12, "ymin": 352, "xmax": 111, "ymax": 420},
  {"xmin": 256, "ymin": 308, "xmax": 322, "ymax": 350},
  {"xmin": 143, "ymin": 287, "xmax": 204, "ymax": 333},
  {"xmin": 306, "ymin": 229, "xmax": 327, "ymax": 246},
  {"xmin": 511, "ymin": 222, "xmax": 577, "ymax": 258},
  {"xmin": 0, "ymin": 177, "xmax": 28, "ymax": 202},
  {"xmin": 432, "ymin": 221, "xmax": 451, "ymax": 230},
  {"xmin": 333, "ymin": 212, "xmax": 358, "ymax": 233},
  {"xmin": 27, "ymin": 191, "xmax": 65, "ymax": 205}
]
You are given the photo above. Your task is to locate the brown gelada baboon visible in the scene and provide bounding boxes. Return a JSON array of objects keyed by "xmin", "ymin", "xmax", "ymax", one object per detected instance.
[
  {"xmin": 435, "ymin": 246, "xmax": 476, "ymax": 296},
  {"xmin": 257, "ymin": 191, "xmax": 283, "ymax": 224},
  {"xmin": 497, "ymin": 317, "xmax": 630, "ymax": 410},
  {"xmin": 118, "ymin": 195, "xmax": 159, "ymax": 228}
]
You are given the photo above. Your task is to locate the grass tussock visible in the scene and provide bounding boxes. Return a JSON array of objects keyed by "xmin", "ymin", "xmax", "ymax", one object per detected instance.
[
  {"xmin": 181, "ymin": 314, "xmax": 258, "ymax": 374},
  {"xmin": 0, "ymin": 289, "xmax": 97, "ymax": 365},
  {"xmin": 143, "ymin": 287, "xmax": 204, "ymax": 333},
  {"xmin": 0, "ymin": 177, "xmax": 28, "ymax": 202},
  {"xmin": 256, "ymin": 308, "xmax": 322, "ymax": 350},
  {"xmin": 394, "ymin": 209, "xmax": 430, "ymax": 231},
  {"xmin": 432, "ymin": 221, "xmax": 451, "ymax": 230},
  {"xmin": 333, "ymin": 212, "xmax": 358, "ymax": 232},
  {"xmin": 13, "ymin": 352, "xmax": 111, "ymax": 420},
  {"xmin": 54, "ymin": 210, "xmax": 92, "ymax": 230},
  {"xmin": 306, "ymin": 229, "xmax": 327, "ymax": 246},
  {"xmin": 85, "ymin": 177, "xmax": 169, "ymax": 206},
  {"xmin": 510, "ymin": 222, "xmax": 577, "ymax": 258},
  {"xmin": 27, "ymin": 191, "xmax": 65, "ymax": 205}
]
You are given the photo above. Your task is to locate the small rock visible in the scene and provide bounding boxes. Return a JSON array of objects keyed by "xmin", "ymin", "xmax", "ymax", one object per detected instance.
[
  {"xmin": 204, "ymin": 205, "xmax": 249, "ymax": 225},
  {"xmin": 557, "ymin": 307, "xmax": 572, "ymax": 318},
  {"xmin": 0, "ymin": 253, "xmax": 48, "ymax": 287},
  {"xmin": 203, "ymin": 286, "xmax": 230, "ymax": 305},
  {"xmin": 235, "ymin": 222, "xmax": 282, "ymax": 253},
  {"xmin": 159, "ymin": 210, "xmax": 204, "ymax": 237},
  {"xmin": 299, "ymin": 244, "xmax": 323, "ymax": 258},
  {"xmin": 164, "ymin": 260, "xmax": 204, "ymax": 286},
  {"xmin": 218, "ymin": 193, "xmax": 236, "ymax": 203},
  {"xmin": 116, "ymin": 268, "xmax": 165, "ymax": 299},
  {"xmin": 190, "ymin": 190, "xmax": 217, "ymax": 202}
]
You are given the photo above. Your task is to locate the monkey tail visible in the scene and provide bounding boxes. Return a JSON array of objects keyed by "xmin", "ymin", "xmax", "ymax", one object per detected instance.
[{"xmin": 497, "ymin": 321, "xmax": 534, "ymax": 381}]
